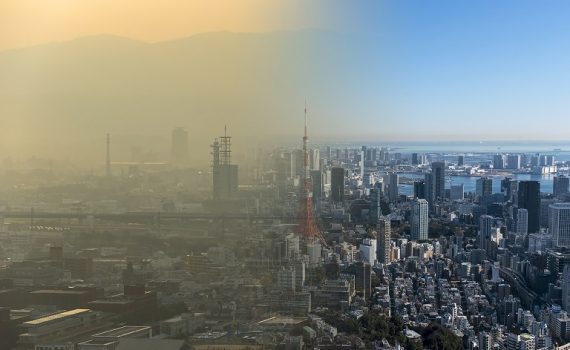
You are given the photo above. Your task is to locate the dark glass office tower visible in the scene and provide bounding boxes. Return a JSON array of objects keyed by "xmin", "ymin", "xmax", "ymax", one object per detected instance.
[
  {"xmin": 331, "ymin": 167, "xmax": 345, "ymax": 203},
  {"xmin": 517, "ymin": 181, "xmax": 541, "ymax": 233}
]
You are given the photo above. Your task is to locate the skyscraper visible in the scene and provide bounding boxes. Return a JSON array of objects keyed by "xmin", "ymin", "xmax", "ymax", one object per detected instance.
[
  {"xmin": 476, "ymin": 177, "xmax": 493, "ymax": 198},
  {"xmin": 309, "ymin": 148, "xmax": 320, "ymax": 171},
  {"xmin": 554, "ymin": 176, "xmax": 570, "ymax": 198},
  {"xmin": 413, "ymin": 180, "xmax": 426, "ymax": 199},
  {"xmin": 359, "ymin": 150, "xmax": 365, "ymax": 178},
  {"xmin": 502, "ymin": 177, "xmax": 518, "ymax": 203},
  {"xmin": 411, "ymin": 153, "xmax": 419, "ymax": 165},
  {"xmin": 411, "ymin": 199, "xmax": 429, "ymax": 240},
  {"xmin": 493, "ymin": 154, "xmax": 505, "ymax": 170},
  {"xmin": 515, "ymin": 208, "xmax": 528, "ymax": 235},
  {"xmin": 479, "ymin": 215, "xmax": 493, "ymax": 251},
  {"xmin": 457, "ymin": 155, "xmax": 464, "ymax": 166},
  {"xmin": 424, "ymin": 172, "xmax": 433, "ymax": 205},
  {"xmin": 382, "ymin": 173, "xmax": 399, "ymax": 203},
  {"xmin": 369, "ymin": 185, "xmax": 382, "ymax": 223},
  {"xmin": 550, "ymin": 203, "xmax": 570, "ymax": 248},
  {"xmin": 507, "ymin": 154, "xmax": 521, "ymax": 169},
  {"xmin": 450, "ymin": 184, "xmax": 464, "ymax": 201},
  {"xmin": 171, "ymin": 127, "xmax": 189, "ymax": 165},
  {"xmin": 377, "ymin": 218, "xmax": 391, "ymax": 264},
  {"xmin": 331, "ymin": 167, "xmax": 345, "ymax": 203},
  {"xmin": 426, "ymin": 161, "xmax": 445, "ymax": 206},
  {"xmin": 518, "ymin": 181, "xmax": 541, "ymax": 233},
  {"xmin": 311, "ymin": 170, "xmax": 323, "ymax": 203}
]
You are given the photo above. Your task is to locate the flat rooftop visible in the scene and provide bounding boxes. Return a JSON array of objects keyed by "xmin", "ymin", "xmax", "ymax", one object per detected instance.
[
  {"xmin": 93, "ymin": 326, "xmax": 151, "ymax": 338},
  {"xmin": 78, "ymin": 339, "xmax": 119, "ymax": 346},
  {"xmin": 30, "ymin": 289, "xmax": 88, "ymax": 295},
  {"xmin": 257, "ymin": 316, "xmax": 307, "ymax": 326},
  {"xmin": 24, "ymin": 308, "xmax": 91, "ymax": 326}
]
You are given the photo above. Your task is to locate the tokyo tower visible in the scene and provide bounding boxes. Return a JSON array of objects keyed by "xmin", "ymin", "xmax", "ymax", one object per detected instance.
[{"xmin": 296, "ymin": 103, "xmax": 327, "ymax": 245}]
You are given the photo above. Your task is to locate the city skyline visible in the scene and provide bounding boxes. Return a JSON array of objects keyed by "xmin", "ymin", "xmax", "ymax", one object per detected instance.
[
  {"xmin": 4, "ymin": 2, "xmax": 570, "ymax": 350},
  {"xmin": 2, "ymin": 1, "xmax": 570, "ymax": 165}
]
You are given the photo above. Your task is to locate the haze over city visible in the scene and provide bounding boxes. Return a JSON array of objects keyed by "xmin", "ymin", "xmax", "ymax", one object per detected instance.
[
  {"xmin": 3, "ymin": 2, "xmax": 570, "ymax": 350},
  {"xmin": 2, "ymin": 0, "xmax": 570, "ymax": 166}
]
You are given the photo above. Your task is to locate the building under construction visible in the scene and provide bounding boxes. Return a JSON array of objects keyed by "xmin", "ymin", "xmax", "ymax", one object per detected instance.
[{"xmin": 211, "ymin": 127, "xmax": 238, "ymax": 200}]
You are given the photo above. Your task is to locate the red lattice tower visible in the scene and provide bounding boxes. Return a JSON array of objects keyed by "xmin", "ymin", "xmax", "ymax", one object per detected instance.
[{"xmin": 296, "ymin": 103, "xmax": 327, "ymax": 246}]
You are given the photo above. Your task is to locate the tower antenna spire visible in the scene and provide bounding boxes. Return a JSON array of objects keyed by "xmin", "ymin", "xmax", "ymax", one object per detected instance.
[{"xmin": 304, "ymin": 99, "xmax": 308, "ymax": 138}]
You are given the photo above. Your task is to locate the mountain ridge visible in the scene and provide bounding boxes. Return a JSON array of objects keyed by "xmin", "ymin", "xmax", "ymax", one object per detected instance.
[{"xmin": 0, "ymin": 29, "xmax": 385, "ymax": 166}]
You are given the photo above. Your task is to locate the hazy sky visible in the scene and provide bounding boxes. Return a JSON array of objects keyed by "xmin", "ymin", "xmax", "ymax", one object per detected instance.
[
  {"xmin": 0, "ymin": 0, "xmax": 347, "ymax": 51},
  {"xmin": 1, "ymin": 0, "xmax": 570, "ymax": 166}
]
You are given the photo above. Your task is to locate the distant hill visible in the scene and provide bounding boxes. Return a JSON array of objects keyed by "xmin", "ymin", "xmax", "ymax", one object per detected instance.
[{"xmin": 0, "ymin": 30, "xmax": 385, "ymax": 167}]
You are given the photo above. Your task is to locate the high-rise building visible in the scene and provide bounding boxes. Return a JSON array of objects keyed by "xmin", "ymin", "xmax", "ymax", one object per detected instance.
[
  {"xmin": 424, "ymin": 172, "xmax": 433, "ymax": 204},
  {"xmin": 171, "ymin": 127, "xmax": 189, "ymax": 165},
  {"xmin": 426, "ymin": 162, "xmax": 445, "ymax": 204},
  {"xmin": 309, "ymin": 149, "xmax": 320, "ymax": 171},
  {"xmin": 457, "ymin": 155, "xmax": 464, "ymax": 166},
  {"xmin": 359, "ymin": 238, "xmax": 377, "ymax": 266},
  {"xmin": 502, "ymin": 178, "xmax": 518, "ymax": 203},
  {"xmin": 507, "ymin": 154, "xmax": 521, "ymax": 169},
  {"xmin": 479, "ymin": 215, "xmax": 494, "ymax": 251},
  {"xmin": 476, "ymin": 177, "xmax": 493, "ymax": 198},
  {"xmin": 359, "ymin": 149, "xmax": 365, "ymax": 178},
  {"xmin": 550, "ymin": 203, "xmax": 570, "ymax": 248},
  {"xmin": 311, "ymin": 170, "xmax": 323, "ymax": 203},
  {"xmin": 554, "ymin": 176, "xmax": 570, "ymax": 198},
  {"xmin": 411, "ymin": 199, "xmax": 429, "ymax": 240},
  {"xmin": 413, "ymin": 180, "xmax": 426, "ymax": 199},
  {"xmin": 331, "ymin": 167, "xmax": 345, "ymax": 203},
  {"xmin": 306, "ymin": 243, "xmax": 321, "ymax": 266},
  {"xmin": 560, "ymin": 265, "xmax": 570, "ymax": 317},
  {"xmin": 515, "ymin": 208, "xmax": 528, "ymax": 235},
  {"xmin": 377, "ymin": 218, "xmax": 391, "ymax": 264},
  {"xmin": 292, "ymin": 149, "xmax": 304, "ymax": 179},
  {"xmin": 494, "ymin": 154, "xmax": 505, "ymax": 170},
  {"xmin": 369, "ymin": 184, "xmax": 382, "ymax": 223},
  {"xmin": 355, "ymin": 262, "xmax": 372, "ymax": 300},
  {"xmin": 277, "ymin": 266, "xmax": 296, "ymax": 292},
  {"xmin": 211, "ymin": 131, "xmax": 239, "ymax": 200},
  {"xmin": 292, "ymin": 260, "xmax": 306, "ymax": 291},
  {"xmin": 411, "ymin": 153, "xmax": 419, "ymax": 165},
  {"xmin": 382, "ymin": 173, "xmax": 399, "ymax": 203},
  {"xmin": 451, "ymin": 184, "xmax": 464, "ymax": 201},
  {"xmin": 518, "ymin": 181, "xmax": 541, "ymax": 233}
]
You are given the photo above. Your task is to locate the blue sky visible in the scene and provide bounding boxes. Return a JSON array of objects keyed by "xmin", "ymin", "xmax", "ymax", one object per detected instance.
[{"xmin": 319, "ymin": 0, "xmax": 570, "ymax": 140}]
